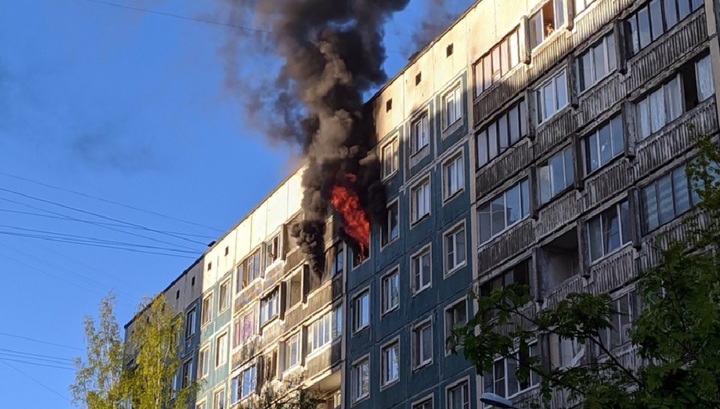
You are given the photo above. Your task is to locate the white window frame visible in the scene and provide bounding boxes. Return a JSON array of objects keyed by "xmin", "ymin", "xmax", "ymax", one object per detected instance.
[
  {"xmin": 583, "ymin": 114, "xmax": 624, "ymax": 175},
  {"xmin": 412, "ymin": 318, "xmax": 433, "ymax": 369},
  {"xmin": 411, "ymin": 245, "xmax": 432, "ymax": 295},
  {"xmin": 381, "ymin": 267, "xmax": 400, "ymax": 315},
  {"xmin": 536, "ymin": 69, "xmax": 569, "ymax": 124},
  {"xmin": 529, "ymin": 0, "xmax": 565, "ymax": 49},
  {"xmin": 410, "ymin": 177, "xmax": 431, "ymax": 224},
  {"xmin": 635, "ymin": 75, "xmax": 683, "ymax": 140},
  {"xmin": 380, "ymin": 338, "xmax": 400, "ymax": 387},
  {"xmin": 538, "ymin": 146, "xmax": 574, "ymax": 205},
  {"xmin": 185, "ymin": 308, "xmax": 197, "ymax": 339},
  {"xmin": 381, "ymin": 137, "xmax": 399, "ymax": 179},
  {"xmin": 410, "ymin": 111, "xmax": 430, "ymax": 155},
  {"xmin": 474, "ymin": 28, "xmax": 521, "ymax": 97},
  {"xmin": 218, "ymin": 279, "xmax": 230, "ymax": 313},
  {"xmin": 446, "ymin": 378, "xmax": 471, "ymax": 409},
  {"xmin": 443, "ymin": 152, "xmax": 465, "ymax": 200},
  {"xmin": 444, "ymin": 222, "xmax": 467, "ymax": 275},
  {"xmin": 443, "ymin": 84, "xmax": 463, "ymax": 130},
  {"xmin": 196, "ymin": 400, "xmax": 207, "ymax": 409},
  {"xmin": 284, "ymin": 332, "xmax": 302, "ymax": 371},
  {"xmin": 411, "ymin": 395, "xmax": 434, "ymax": 409},
  {"xmin": 587, "ymin": 200, "xmax": 632, "ymax": 263},
  {"xmin": 352, "ymin": 289, "xmax": 370, "ymax": 333},
  {"xmin": 476, "ymin": 99, "xmax": 528, "ymax": 168},
  {"xmin": 482, "ymin": 342, "xmax": 540, "ymax": 400},
  {"xmin": 231, "ymin": 365, "xmax": 257, "ymax": 403},
  {"xmin": 351, "ymin": 356, "xmax": 370, "ymax": 403},
  {"xmin": 215, "ymin": 332, "xmax": 228, "ymax": 368},
  {"xmin": 259, "ymin": 288, "xmax": 280, "ymax": 326},
  {"xmin": 307, "ymin": 308, "xmax": 342, "ymax": 355},
  {"xmin": 381, "ymin": 199, "xmax": 400, "ymax": 247},
  {"xmin": 199, "ymin": 344, "xmax": 210, "ymax": 378},
  {"xmin": 213, "ymin": 388, "xmax": 226, "ymax": 409},
  {"xmin": 477, "ymin": 179, "xmax": 531, "ymax": 245},
  {"xmin": 576, "ymin": 33, "xmax": 617, "ymax": 93},
  {"xmin": 201, "ymin": 292, "xmax": 213, "ymax": 326}
]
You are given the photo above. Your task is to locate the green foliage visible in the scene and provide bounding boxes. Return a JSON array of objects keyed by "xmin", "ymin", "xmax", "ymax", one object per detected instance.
[
  {"xmin": 71, "ymin": 294, "xmax": 200, "ymax": 409},
  {"xmin": 450, "ymin": 133, "xmax": 720, "ymax": 409}
]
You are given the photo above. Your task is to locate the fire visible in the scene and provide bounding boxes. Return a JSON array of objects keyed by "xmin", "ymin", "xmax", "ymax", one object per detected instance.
[{"xmin": 329, "ymin": 174, "xmax": 370, "ymax": 259}]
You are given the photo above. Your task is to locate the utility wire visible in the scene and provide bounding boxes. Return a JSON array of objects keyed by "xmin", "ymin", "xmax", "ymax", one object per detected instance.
[
  {"xmin": 0, "ymin": 187, "xmax": 208, "ymax": 246},
  {"xmin": 0, "ymin": 359, "xmax": 73, "ymax": 402},
  {"xmin": 0, "ymin": 171, "xmax": 222, "ymax": 234},
  {"xmin": 0, "ymin": 348, "xmax": 75, "ymax": 363},
  {"xmin": 0, "ymin": 357, "xmax": 75, "ymax": 370},
  {"xmin": 0, "ymin": 331, "xmax": 83, "ymax": 351}
]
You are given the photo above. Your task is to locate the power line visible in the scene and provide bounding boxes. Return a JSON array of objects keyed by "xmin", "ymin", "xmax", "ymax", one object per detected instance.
[
  {"xmin": 0, "ymin": 348, "xmax": 75, "ymax": 363},
  {"xmin": 0, "ymin": 331, "xmax": 83, "ymax": 351},
  {"xmin": 0, "ymin": 357, "xmax": 74, "ymax": 370},
  {"xmin": 80, "ymin": 0, "xmax": 270, "ymax": 33},
  {"xmin": 0, "ymin": 171, "xmax": 223, "ymax": 234},
  {"xmin": 0, "ymin": 359, "xmax": 73, "ymax": 402}
]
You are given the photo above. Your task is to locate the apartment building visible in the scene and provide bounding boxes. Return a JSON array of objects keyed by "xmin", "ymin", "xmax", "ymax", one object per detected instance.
[{"xmin": 125, "ymin": 0, "xmax": 720, "ymax": 408}]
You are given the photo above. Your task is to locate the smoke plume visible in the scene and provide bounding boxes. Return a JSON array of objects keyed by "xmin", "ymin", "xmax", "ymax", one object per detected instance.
[
  {"xmin": 222, "ymin": 0, "xmax": 407, "ymax": 272},
  {"xmin": 409, "ymin": 0, "xmax": 457, "ymax": 54}
]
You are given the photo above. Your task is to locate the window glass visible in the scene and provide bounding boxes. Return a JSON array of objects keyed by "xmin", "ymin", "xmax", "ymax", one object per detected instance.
[
  {"xmin": 637, "ymin": 8, "xmax": 652, "ymax": 49},
  {"xmin": 649, "ymin": 0, "xmax": 664, "ymax": 41}
]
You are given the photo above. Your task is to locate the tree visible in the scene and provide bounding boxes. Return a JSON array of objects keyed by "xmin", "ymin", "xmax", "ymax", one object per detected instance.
[
  {"xmin": 450, "ymin": 132, "xmax": 720, "ymax": 409},
  {"xmin": 70, "ymin": 293, "xmax": 125, "ymax": 409},
  {"xmin": 71, "ymin": 294, "xmax": 200, "ymax": 409}
]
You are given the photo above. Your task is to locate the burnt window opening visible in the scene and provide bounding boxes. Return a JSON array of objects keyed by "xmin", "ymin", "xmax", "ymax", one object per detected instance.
[
  {"xmin": 446, "ymin": 43, "xmax": 454, "ymax": 57},
  {"xmin": 352, "ymin": 245, "xmax": 369, "ymax": 268},
  {"xmin": 538, "ymin": 229, "xmax": 580, "ymax": 297},
  {"xmin": 415, "ymin": 72, "xmax": 422, "ymax": 85},
  {"xmin": 386, "ymin": 99, "xmax": 393, "ymax": 112},
  {"xmin": 324, "ymin": 242, "xmax": 345, "ymax": 278},
  {"xmin": 480, "ymin": 258, "xmax": 532, "ymax": 297}
]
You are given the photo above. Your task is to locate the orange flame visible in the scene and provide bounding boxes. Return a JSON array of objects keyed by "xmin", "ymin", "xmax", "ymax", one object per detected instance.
[{"xmin": 329, "ymin": 174, "xmax": 370, "ymax": 259}]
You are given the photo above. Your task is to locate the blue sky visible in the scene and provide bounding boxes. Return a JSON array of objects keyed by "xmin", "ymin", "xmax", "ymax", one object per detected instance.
[{"xmin": 0, "ymin": 0, "xmax": 472, "ymax": 407}]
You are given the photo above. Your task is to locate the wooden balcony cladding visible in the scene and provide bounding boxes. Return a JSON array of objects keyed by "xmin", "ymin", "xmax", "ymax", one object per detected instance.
[
  {"xmin": 576, "ymin": 73, "xmax": 624, "ymax": 129},
  {"xmin": 232, "ymin": 336, "xmax": 261, "ymax": 370},
  {"xmin": 637, "ymin": 211, "xmax": 710, "ymax": 273},
  {"xmin": 587, "ymin": 245, "xmax": 636, "ymax": 295},
  {"xmin": 234, "ymin": 280, "xmax": 262, "ymax": 313},
  {"xmin": 635, "ymin": 100, "xmax": 718, "ymax": 178},
  {"xmin": 305, "ymin": 342, "xmax": 341, "ymax": 380},
  {"xmin": 582, "ymin": 159, "xmax": 632, "ymax": 211},
  {"xmin": 572, "ymin": 0, "xmax": 632, "ymax": 45},
  {"xmin": 475, "ymin": 140, "xmax": 532, "ymax": 199},
  {"xmin": 284, "ymin": 248, "xmax": 305, "ymax": 274},
  {"xmin": 542, "ymin": 274, "xmax": 584, "ymax": 310},
  {"xmin": 627, "ymin": 9, "xmax": 707, "ymax": 94},
  {"xmin": 536, "ymin": 190, "xmax": 581, "ymax": 239},
  {"xmin": 477, "ymin": 219, "xmax": 535, "ymax": 276},
  {"xmin": 534, "ymin": 109, "xmax": 576, "ymax": 159},
  {"xmin": 473, "ymin": 68, "xmax": 527, "ymax": 126},
  {"xmin": 526, "ymin": 31, "xmax": 573, "ymax": 86}
]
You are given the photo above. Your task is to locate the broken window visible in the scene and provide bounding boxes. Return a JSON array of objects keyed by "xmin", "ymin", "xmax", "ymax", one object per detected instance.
[
  {"xmin": 381, "ymin": 201, "xmax": 399, "ymax": 246},
  {"xmin": 480, "ymin": 259, "xmax": 531, "ymax": 297}
]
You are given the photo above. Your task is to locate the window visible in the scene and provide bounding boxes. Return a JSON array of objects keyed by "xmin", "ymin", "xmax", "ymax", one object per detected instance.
[
  {"xmin": 218, "ymin": 280, "xmax": 230, "ymax": 313},
  {"xmin": 480, "ymin": 259, "xmax": 531, "ymax": 297},
  {"xmin": 284, "ymin": 332, "xmax": 301, "ymax": 370},
  {"xmin": 381, "ymin": 269, "xmax": 400, "ymax": 314},
  {"xmin": 642, "ymin": 165, "xmax": 698, "ymax": 233},
  {"xmin": 325, "ymin": 242, "xmax": 345, "ymax": 277},
  {"xmin": 411, "ymin": 178, "xmax": 431, "ymax": 223},
  {"xmin": 549, "ymin": 333, "xmax": 584, "ymax": 369},
  {"xmin": 443, "ymin": 154, "xmax": 464, "ymax": 199},
  {"xmin": 351, "ymin": 358, "xmax": 370, "ymax": 402},
  {"xmin": 197, "ymin": 401, "xmax": 207, "ymax": 409},
  {"xmin": 600, "ymin": 291, "xmax": 641, "ymax": 349},
  {"xmin": 231, "ymin": 366, "xmax": 257, "ymax": 403},
  {"xmin": 259, "ymin": 289, "xmax": 279, "ymax": 325},
  {"xmin": 529, "ymin": 0, "xmax": 565, "ymax": 49},
  {"xmin": 182, "ymin": 359, "xmax": 192, "ymax": 388},
  {"xmin": 635, "ymin": 76, "xmax": 682, "ymax": 139},
  {"xmin": 265, "ymin": 234, "xmax": 281, "ymax": 266},
  {"xmin": 476, "ymin": 100, "xmax": 528, "ymax": 167},
  {"xmin": 575, "ymin": 0, "xmax": 596, "ymax": 14},
  {"xmin": 213, "ymin": 389, "xmax": 226, "ymax": 409},
  {"xmin": 478, "ymin": 179, "xmax": 531, "ymax": 244},
  {"xmin": 382, "ymin": 201, "xmax": 399, "ymax": 246},
  {"xmin": 443, "ymin": 85, "xmax": 463, "ymax": 129},
  {"xmin": 584, "ymin": 115, "xmax": 624, "ymax": 174},
  {"xmin": 236, "ymin": 250, "xmax": 262, "ymax": 292},
  {"xmin": 577, "ymin": 34, "xmax": 616, "ymax": 92},
  {"xmin": 232, "ymin": 311, "xmax": 255, "ymax": 349},
  {"xmin": 445, "ymin": 300, "xmax": 468, "ymax": 352},
  {"xmin": 215, "ymin": 333, "xmax": 228, "ymax": 367},
  {"xmin": 381, "ymin": 341, "xmax": 400, "ymax": 386},
  {"xmin": 201, "ymin": 294, "xmax": 212, "ymax": 325},
  {"xmin": 352, "ymin": 290, "xmax": 370, "ymax": 332},
  {"xmin": 412, "ymin": 320, "xmax": 433, "ymax": 368},
  {"xmin": 413, "ymin": 397, "xmax": 434, "ymax": 409},
  {"xmin": 447, "ymin": 381, "xmax": 470, "ymax": 409},
  {"xmin": 411, "ymin": 246, "xmax": 432, "ymax": 294},
  {"xmin": 411, "ymin": 113, "xmax": 429, "ymax": 154},
  {"xmin": 536, "ymin": 70, "xmax": 568, "ymax": 123},
  {"xmin": 444, "ymin": 224, "xmax": 466, "ymax": 273},
  {"xmin": 587, "ymin": 200, "xmax": 632, "ymax": 262},
  {"xmin": 382, "ymin": 138, "xmax": 399, "ymax": 178},
  {"xmin": 307, "ymin": 308, "xmax": 342, "ymax": 354},
  {"xmin": 474, "ymin": 29, "xmax": 521, "ymax": 96},
  {"xmin": 696, "ymin": 54, "xmax": 715, "ymax": 102},
  {"xmin": 626, "ymin": 0, "xmax": 703, "ymax": 55},
  {"xmin": 538, "ymin": 146, "xmax": 574, "ymax": 204},
  {"xmin": 286, "ymin": 272, "xmax": 302, "ymax": 310},
  {"xmin": 483, "ymin": 343, "xmax": 540, "ymax": 399},
  {"xmin": 264, "ymin": 350, "xmax": 278, "ymax": 383},
  {"xmin": 199, "ymin": 346, "xmax": 210, "ymax": 378},
  {"xmin": 185, "ymin": 308, "xmax": 197, "ymax": 339}
]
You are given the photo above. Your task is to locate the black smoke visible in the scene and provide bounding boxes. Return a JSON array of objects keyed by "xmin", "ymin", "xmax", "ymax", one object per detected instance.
[{"xmin": 221, "ymin": 0, "xmax": 407, "ymax": 272}]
